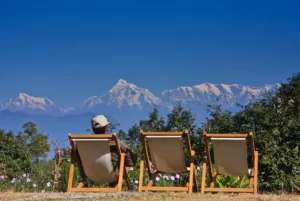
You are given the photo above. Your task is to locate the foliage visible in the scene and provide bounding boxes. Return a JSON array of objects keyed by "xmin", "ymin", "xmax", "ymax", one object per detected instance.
[
  {"xmin": 0, "ymin": 122, "xmax": 54, "ymax": 192},
  {"xmin": 16, "ymin": 122, "xmax": 50, "ymax": 162},
  {"xmin": 0, "ymin": 130, "xmax": 32, "ymax": 181},
  {"xmin": 216, "ymin": 175, "xmax": 250, "ymax": 188}
]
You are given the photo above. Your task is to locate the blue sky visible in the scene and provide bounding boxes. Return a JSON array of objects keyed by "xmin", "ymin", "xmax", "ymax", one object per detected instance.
[{"xmin": 0, "ymin": 0, "xmax": 299, "ymax": 107}]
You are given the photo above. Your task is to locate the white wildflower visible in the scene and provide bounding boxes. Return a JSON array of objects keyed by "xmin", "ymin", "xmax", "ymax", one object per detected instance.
[{"xmin": 163, "ymin": 175, "xmax": 170, "ymax": 180}]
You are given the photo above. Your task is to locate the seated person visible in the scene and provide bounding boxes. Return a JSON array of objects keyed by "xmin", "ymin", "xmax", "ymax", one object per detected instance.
[{"xmin": 91, "ymin": 114, "xmax": 136, "ymax": 187}]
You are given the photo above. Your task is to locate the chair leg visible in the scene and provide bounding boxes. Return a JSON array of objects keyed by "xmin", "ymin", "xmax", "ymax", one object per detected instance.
[
  {"xmin": 138, "ymin": 158, "xmax": 145, "ymax": 192},
  {"xmin": 253, "ymin": 151, "xmax": 259, "ymax": 194},
  {"xmin": 201, "ymin": 162, "xmax": 207, "ymax": 194},
  {"xmin": 67, "ymin": 157, "xmax": 75, "ymax": 192},
  {"xmin": 117, "ymin": 153, "xmax": 125, "ymax": 192},
  {"xmin": 193, "ymin": 167, "xmax": 198, "ymax": 192},
  {"xmin": 210, "ymin": 171, "xmax": 217, "ymax": 188},
  {"xmin": 188, "ymin": 163, "xmax": 194, "ymax": 193},
  {"xmin": 124, "ymin": 167, "xmax": 131, "ymax": 191}
]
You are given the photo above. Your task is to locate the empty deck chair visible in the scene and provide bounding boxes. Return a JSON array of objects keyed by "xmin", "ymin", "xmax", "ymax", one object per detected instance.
[
  {"xmin": 138, "ymin": 130, "xmax": 198, "ymax": 193},
  {"xmin": 201, "ymin": 131, "xmax": 259, "ymax": 194},
  {"xmin": 67, "ymin": 133, "xmax": 130, "ymax": 192}
]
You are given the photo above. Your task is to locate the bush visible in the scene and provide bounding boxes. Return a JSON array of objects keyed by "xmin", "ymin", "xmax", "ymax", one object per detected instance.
[{"xmin": 0, "ymin": 130, "xmax": 32, "ymax": 181}]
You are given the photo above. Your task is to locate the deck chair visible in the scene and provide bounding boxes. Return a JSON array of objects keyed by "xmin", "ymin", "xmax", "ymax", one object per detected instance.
[
  {"xmin": 138, "ymin": 130, "xmax": 198, "ymax": 193},
  {"xmin": 67, "ymin": 133, "xmax": 130, "ymax": 192},
  {"xmin": 201, "ymin": 131, "xmax": 259, "ymax": 194}
]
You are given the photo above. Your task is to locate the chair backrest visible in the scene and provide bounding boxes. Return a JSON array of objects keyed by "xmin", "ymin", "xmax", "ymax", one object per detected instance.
[
  {"xmin": 140, "ymin": 131, "xmax": 192, "ymax": 174},
  {"xmin": 69, "ymin": 134, "xmax": 120, "ymax": 184},
  {"xmin": 204, "ymin": 132, "xmax": 255, "ymax": 177},
  {"xmin": 211, "ymin": 138, "xmax": 248, "ymax": 176}
]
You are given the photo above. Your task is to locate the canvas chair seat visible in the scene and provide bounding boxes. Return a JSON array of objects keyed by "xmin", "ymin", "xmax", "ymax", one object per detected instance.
[
  {"xmin": 138, "ymin": 130, "xmax": 198, "ymax": 193},
  {"xmin": 75, "ymin": 140, "xmax": 116, "ymax": 184},
  {"xmin": 147, "ymin": 136, "xmax": 187, "ymax": 174},
  {"xmin": 201, "ymin": 132, "xmax": 259, "ymax": 194},
  {"xmin": 211, "ymin": 138, "xmax": 249, "ymax": 176},
  {"xmin": 67, "ymin": 134, "xmax": 130, "ymax": 193}
]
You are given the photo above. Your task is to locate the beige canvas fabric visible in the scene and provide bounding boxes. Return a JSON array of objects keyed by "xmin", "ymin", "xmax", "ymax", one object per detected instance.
[
  {"xmin": 75, "ymin": 140, "xmax": 117, "ymax": 184},
  {"xmin": 211, "ymin": 138, "xmax": 249, "ymax": 176},
  {"xmin": 147, "ymin": 137, "xmax": 187, "ymax": 173}
]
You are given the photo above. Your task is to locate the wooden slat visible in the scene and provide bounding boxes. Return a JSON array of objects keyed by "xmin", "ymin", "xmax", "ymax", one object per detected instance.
[
  {"xmin": 253, "ymin": 151, "xmax": 259, "ymax": 194},
  {"xmin": 201, "ymin": 160, "xmax": 206, "ymax": 194},
  {"xmin": 67, "ymin": 158, "xmax": 74, "ymax": 192},
  {"xmin": 249, "ymin": 132, "xmax": 256, "ymax": 166},
  {"xmin": 138, "ymin": 156, "xmax": 145, "ymax": 192},
  {"xmin": 140, "ymin": 187, "xmax": 189, "ymax": 191},
  {"xmin": 183, "ymin": 130, "xmax": 192, "ymax": 159},
  {"xmin": 203, "ymin": 133, "xmax": 213, "ymax": 180},
  {"xmin": 140, "ymin": 132, "xmax": 184, "ymax": 135},
  {"xmin": 140, "ymin": 134, "xmax": 152, "ymax": 176},
  {"xmin": 112, "ymin": 135, "xmax": 122, "ymax": 158},
  {"xmin": 68, "ymin": 134, "xmax": 114, "ymax": 139},
  {"xmin": 205, "ymin": 134, "xmax": 249, "ymax": 138},
  {"xmin": 70, "ymin": 188, "xmax": 117, "ymax": 192},
  {"xmin": 117, "ymin": 153, "xmax": 125, "ymax": 192},
  {"xmin": 204, "ymin": 188, "xmax": 254, "ymax": 193}
]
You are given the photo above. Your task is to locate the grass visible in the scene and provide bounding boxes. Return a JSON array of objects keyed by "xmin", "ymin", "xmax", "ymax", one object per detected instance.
[{"xmin": 0, "ymin": 192, "xmax": 300, "ymax": 201}]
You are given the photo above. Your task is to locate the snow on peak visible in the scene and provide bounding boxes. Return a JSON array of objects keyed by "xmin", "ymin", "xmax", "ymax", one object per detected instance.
[
  {"xmin": 60, "ymin": 107, "xmax": 75, "ymax": 114},
  {"xmin": 82, "ymin": 79, "xmax": 161, "ymax": 108},
  {"xmin": 81, "ymin": 96, "xmax": 103, "ymax": 108},
  {"xmin": 161, "ymin": 82, "xmax": 280, "ymax": 106},
  {"xmin": 116, "ymin": 79, "xmax": 128, "ymax": 86},
  {"xmin": 2, "ymin": 93, "xmax": 56, "ymax": 111},
  {"xmin": 264, "ymin": 83, "xmax": 281, "ymax": 91},
  {"xmin": 107, "ymin": 80, "xmax": 161, "ymax": 107}
]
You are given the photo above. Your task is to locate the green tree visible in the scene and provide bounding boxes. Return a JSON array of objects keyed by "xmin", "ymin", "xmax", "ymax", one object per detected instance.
[
  {"xmin": 17, "ymin": 122, "xmax": 50, "ymax": 162},
  {"xmin": 0, "ymin": 130, "xmax": 32, "ymax": 180},
  {"xmin": 139, "ymin": 107, "xmax": 166, "ymax": 132}
]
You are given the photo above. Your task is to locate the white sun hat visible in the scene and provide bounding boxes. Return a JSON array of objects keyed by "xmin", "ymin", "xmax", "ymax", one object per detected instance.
[{"xmin": 92, "ymin": 115, "xmax": 110, "ymax": 128}]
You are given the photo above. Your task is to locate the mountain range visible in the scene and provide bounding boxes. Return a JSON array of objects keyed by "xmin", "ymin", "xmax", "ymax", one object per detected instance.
[{"xmin": 0, "ymin": 79, "xmax": 280, "ymax": 143}]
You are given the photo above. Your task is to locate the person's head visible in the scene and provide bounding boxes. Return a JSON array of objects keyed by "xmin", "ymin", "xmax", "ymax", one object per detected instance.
[{"xmin": 91, "ymin": 115, "xmax": 110, "ymax": 134}]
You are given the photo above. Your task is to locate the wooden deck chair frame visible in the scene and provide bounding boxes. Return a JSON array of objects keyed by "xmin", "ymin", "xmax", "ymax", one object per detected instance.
[
  {"xmin": 67, "ymin": 133, "xmax": 131, "ymax": 192},
  {"xmin": 138, "ymin": 130, "xmax": 198, "ymax": 193},
  {"xmin": 201, "ymin": 131, "xmax": 259, "ymax": 194}
]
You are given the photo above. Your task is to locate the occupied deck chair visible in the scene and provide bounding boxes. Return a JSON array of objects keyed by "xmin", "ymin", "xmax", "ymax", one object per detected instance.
[
  {"xmin": 138, "ymin": 130, "xmax": 198, "ymax": 193},
  {"xmin": 201, "ymin": 131, "xmax": 259, "ymax": 194},
  {"xmin": 67, "ymin": 133, "xmax": 130, "ymax": 192}
]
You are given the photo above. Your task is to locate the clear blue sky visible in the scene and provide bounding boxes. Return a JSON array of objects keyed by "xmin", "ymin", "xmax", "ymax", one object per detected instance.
[{"xmin": 0, "ymin": 0, "xmax": 299, "ymax": 107}]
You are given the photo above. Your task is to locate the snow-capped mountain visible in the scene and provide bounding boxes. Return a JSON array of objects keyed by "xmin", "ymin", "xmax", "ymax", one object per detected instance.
[
  {"xmin": 0, "ymin": 79, "xmax": 281, "ymax": 115},
  {"xmin": 0, "ymin": 93, "xmax": 72, "ymax": 115},
  {"xmin": 1, "ymin": 93, "xmax": 56, "ymax": 112},
  {"xmin": 81, "ymin": 79, "xmax": 161, "ymax": 109},
  {"xmin": 161, "ymin": 83, "xmax": 280, "ymax": 108}
]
